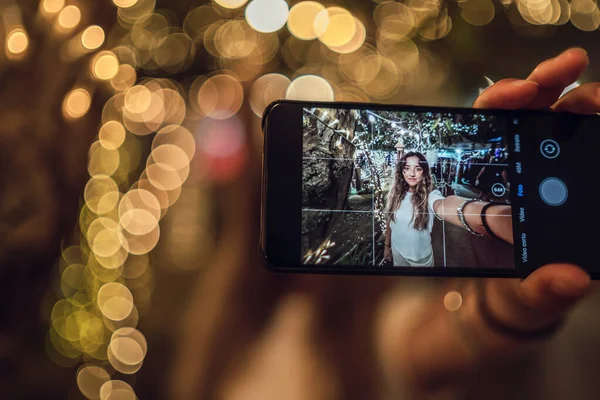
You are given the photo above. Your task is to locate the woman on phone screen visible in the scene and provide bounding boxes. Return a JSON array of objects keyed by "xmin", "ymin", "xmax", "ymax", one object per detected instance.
[{"xmin": 384, "ymin": 151, "xmax": 513, "ymax": 267}]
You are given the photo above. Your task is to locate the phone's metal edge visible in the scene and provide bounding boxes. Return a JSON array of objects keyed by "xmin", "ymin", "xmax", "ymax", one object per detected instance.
[{"xmin": 258, "ymin": 99, "xmax": 598, "ymax": 279}]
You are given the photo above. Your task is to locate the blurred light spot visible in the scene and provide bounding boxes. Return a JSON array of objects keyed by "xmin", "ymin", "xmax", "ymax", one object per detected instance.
[
  {"xmin": 63, "ymin": 88, "xmax": 92, "ymax": 120},
  {"xmin": 111, "ymin": 64, "xmax": 137, "ymax": 92},
  {"xmin": 195, "ymin": 117, "xmax": 247, "ymax": 183},
  {"xmin": 152, "ymin": 125, "xmax": 196, "ymax": 162},
  {"xmin": 99, "ymin": 380, "xmax": 136, "ymax": 400},
  {"xmin": 42, "ymin": 0, "xmax": 65, "ymax": 14},
  {"xmin": 377, "ymin": 37, "xmax": 420, "ymax": 74},
  {"xmin": 335, "ymin": 85, "xmax": 369, "ymax": 102},
  {"xmin": 443, "ymin": 291, "xmax": 462, "ymax": 312},
  {"xmin": 118, "ymin": 0, "xmax": 157, "ymax": 27},
  {"xmin": 6, "ymin": 29, "xmax": 28, "ymax": 56},
  {"xmin": 124, "ymin": 85, "xmax": 151, "ymax": 114},
  {"xmin": 134, "ymin": 178, "xmax": 179, "ymax": 212},
  {"xmin": 246, "ymin": 0, "xmax": 289, "ymax": 33},
  {"xmin": 104, "ymin": 305, "xmax": 139, "ymax": 332},
  {"xmin": 286, "ymin": 75, "xmax": 334, "ymax": 101},
  {"xmin": 152, "ymin": 32, "xmax": 195, "ymax": 74},
  {"xmin": 77, "ymin": 365, "xmax": 110, "ymax": 400},
  {"xmin": 375, "ymin": 2, "xmax": 416, "ymax": 41},
  {"xmin": 93, "ymin": 51, "xmax": 120, "ymax": 81},
  {"xmin": 60, "ymin": 264, "xmax": 86, "ymax": 298},
  {"xmin": 287, "ymin": 1, "xmax": 326, "ymax": 40},
  {"xmin": 112, "ymin": 45, "xmax": 140, "ymax": 69},
  {"xmin": 84, "ymin": 176, "xmax": 119, "ymax": 215},
  {"xmin": 315, "ymin": 7, "xmax": 356, "ymax": 47},
  {"xmin": 460, "ymin": 0, "xmax": 495, "ymax": 26},
  {"xmin": 88, "ymin": 141, "xmax": 120, "ymax": 177},
  {"xmin": 57, "ymin": 5, "xmax": 82, "ymax": 30},
  {"xmin": 362, "ymin": 56, "xmax": 400, "ymax": 99},
  {"xmin": 93, "ymin": 228, "xmax": 123, "ymax": 258},
  {"xmin": 214, "ymin": 20, "xmax": 258, "ymax": 60},
  {"xmin": 108, "ymin": 337, "xmax": 144, "ymax": 374},
  {"xmin": 338, "ymin": 43, "xmax": 381, "ymax": 85},
  {"xmin": 118, "ymin": 224, "xmax": 160, "ymax": 255},
  {"xmin": 118, "ymin": 189, "xmax": 161, "ymax": 236},
  {"xmin": 99, "ymin": 121, "xmax": 126, "ymax": 150},
  {"xmin": 82, "ymin": 26, "xmax": 105, "ymax": 50},
  {"xmin": 183, "ymin": 6, "xmax": 221, "ymax": 44},
  {"xmin": 145, "ymin": 162, "xmax": 188, "ymax": 192},
  {"xmin": 113, "ymin": 0, "xmax": 139, "ymax": 7},
  {"xmin": 326, "ymin": 17, "xmax": 365, "ymax": 53},
  {"xmin": 197, "ymin": 74, "xmax": 244, "ymax": 119},
  {"xmin": 419, "ymin": 13, "xmax": 452, "ymax": 41},
  {"xmin": 97, "ymin": 283, "xmax": 134, "ymax": 321},
  {"xmin": 249, "ymin": 73, "xmax": 291, "ymax": 117},
  {"xmin": 570, "ymin": 0, "xmax": 600, "ymax": 30},
  {"xmin": 214, "ymin": 0, "xmax": 249, "ymax": 9}
]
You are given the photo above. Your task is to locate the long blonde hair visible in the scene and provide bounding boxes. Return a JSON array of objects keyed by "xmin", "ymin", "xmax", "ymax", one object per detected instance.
[{"xmin": 385, "ymin": 151, "xmax": 434, "ymax": 231}]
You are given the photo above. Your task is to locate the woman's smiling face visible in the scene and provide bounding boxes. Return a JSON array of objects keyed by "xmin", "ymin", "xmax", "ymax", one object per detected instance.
[{"xmin": 402, "ymin": 156, "xmax": 424, "ymax": 188}]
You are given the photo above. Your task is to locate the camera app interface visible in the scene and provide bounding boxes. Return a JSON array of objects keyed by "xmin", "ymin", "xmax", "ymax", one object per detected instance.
[{"xmin": 301, "ymin": 107, "xmax": 515, "ymax": 268}]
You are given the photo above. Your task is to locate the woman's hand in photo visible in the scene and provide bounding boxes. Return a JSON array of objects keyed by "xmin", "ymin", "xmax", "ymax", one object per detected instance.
[{"xmin": 384, "ymin": 246, "xmax": 392, "ymax": 262}]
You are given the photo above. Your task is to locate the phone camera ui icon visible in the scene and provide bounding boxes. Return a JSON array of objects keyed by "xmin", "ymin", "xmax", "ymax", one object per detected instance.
[
  {"xmin": 540, "ymin": 139, "xmax": 560, "ymax": 159},
  {"xmin": 491, "ymin": 183, "xmax": 506, "ymax": 197}
]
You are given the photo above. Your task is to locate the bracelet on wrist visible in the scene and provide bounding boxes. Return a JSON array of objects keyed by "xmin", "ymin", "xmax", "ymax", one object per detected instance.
[{"xmin": 457, "ymin": 199, "xmax": 483, "ymax": 236}]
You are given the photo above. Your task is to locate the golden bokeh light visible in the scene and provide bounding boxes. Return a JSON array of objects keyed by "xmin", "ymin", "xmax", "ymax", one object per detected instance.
[
  {"xmin": 42, "ymin": 0, "xmax": 65, "ymax": 14},
  {"xmin": 84, "ymin": 176, "xmax": 120, "ymax": 215},
  {"xmin": 460, "ymin": 0, "xmax": 495, "ymax": 26},
  {"xmin": 108, "ymin": 337, "xmax": 144, "ymax": 374},
  {"xmin": 362, "ymin": 56, "xmax": 400, "ymax": 99},
  {"xmin": 111, "ymin": 64, "xmax": 137, "ymax": 92},
  {"xmin": 443, "ymin": 291, "xmax": 463, "ymax": 312},
  {"xmin": 61, "ymin": 264, "xmax": 86, "ymax": 298},
  {"xmin": 124, "ymin": 85, "xmax": 152, "ymax": 114},
  {"xmin": 93, "ymin": 51, "xmax": 120, "ymax": 81},
  {"xmin": 99, "ymin": 121, "xmax": 127, "ymax": 150},
  {"xmin": 335, "ymin": 85, "xmax": 370, "ymax": 102},
  {"xmin": 100, "ymin": 380, "xmax": 136, "ymax": 400},
  {"xmin": 145, "ymin": 162, "xmax": 189, "ymax": 192},
  {"xmin": 152, "ymin": 125, "xmax": 196, "ymax": 163},
  {"xmin": 88, "ymin": 141, "xmax": 121, "ymax": 177},
  {"xmin": 249, "ymin": 73, "xmax": 291, "ymax": 117},
  {"xmin": 197, "ymin": 74, "xmax": 244, "ymax": 119},
  {"xmin": 287, "ymin": 1, "xmax": 326, "ymax": 40},
  {"xmin": 82, "ymin": 26, "xmax": 106, "ymax": 50},
  {"xmin": 245, "ymin": 0, "xmax": 290, "ymax": 33},
  {"xmin": 57, "ymin": 5, "xmax": 82, "ymax": 30},
  {"xmin": 570, "ymin": 0, "xmax": 600, "ymax": 31},
  {"xmin": 286, "ymin": 74, "xmax": 335, "ymax": 101},
  {"xmin": 118, "ymin": 0, "xmax": 157, "ymax": 27},
  {"xmin": 63, "ymin": 88, "xmax": 92, "ymax": 120},
  {"xmin": 152, "ymin": 32, "xmax": 195, "ymax": 73},
  {"xmin": 134, "ymin": 178, "xmax": 178, "ymax": 212},
  {"xmin": 315, "ymin": 7, "xmax": 356, "ymax": 47},
  {"xmin": 104, "ymin": 304, "xmax": 139, "ymax": 332},
  {"xmin": 118, "ymin": 189, "xmax": 161, "ymax": 236},
  {"xmin": 375, "ymin": 2, "xmax": 416, "ymax": 41},
  {"xmin": 214, "ymin": 0, "xmax": 249, "ymax": 9},
  {"xmin": 326, "ymin": 17, "xmax": 365, "ymax": 53},
  {"xmin": 114, "ymin": 0, "xmax": 139, "ymax": 8},
  {"xmin": 214, "ymin": 20, "xmax": 258, "ymax": 60},
  {"xmin": 419, "ymin": 12, "xmax": 452, "ymax": 41},
  {"xmin": 122, "ymin": 255, "xmax": 150, "ymax": 280},
  {"xmin": 183, "ymin": 6, "xmax": 222, "ymax": 43},
  {"xmin": 118, "ymin": 224, "xmax": 161, "ymax": 255},
  {"xmin": 377, "ymin": 37, "xmax": 420, "ymax": 74},
  {"xmin": 77, "ymin": 365, "xmax": 110, "ymax": 400},
  {"xmin": 6, "ymin": 29, "xmax": 29, "ymax": 57},
  {"xmin": 97, "ymin": 282, "xmax": 134, "ymax": 322}
]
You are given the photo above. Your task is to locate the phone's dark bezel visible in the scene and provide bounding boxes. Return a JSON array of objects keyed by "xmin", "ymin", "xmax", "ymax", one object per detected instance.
[{"xmin": 261, "ymin": 99, "xmax": 550, "ymax": 279}]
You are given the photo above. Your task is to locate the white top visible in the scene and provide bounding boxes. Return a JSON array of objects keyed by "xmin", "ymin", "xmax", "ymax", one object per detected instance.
[{"xmin": 389, "ymin": 190, "xmax": 444, "ymax": 261}]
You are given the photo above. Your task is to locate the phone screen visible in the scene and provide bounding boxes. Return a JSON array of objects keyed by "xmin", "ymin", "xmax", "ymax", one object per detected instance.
[
  {"xmin": 297, "ymin": 105, "xmax": 600, "ymax": 275},
  {"xmin": 301, "ymin": 106, "xmax": 515, "ymax": 269}
]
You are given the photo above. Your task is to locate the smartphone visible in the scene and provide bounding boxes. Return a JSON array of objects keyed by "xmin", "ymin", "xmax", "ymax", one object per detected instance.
[{"xmin": 260, "ymin": 100, "xmax": 600, "ymax": 279}]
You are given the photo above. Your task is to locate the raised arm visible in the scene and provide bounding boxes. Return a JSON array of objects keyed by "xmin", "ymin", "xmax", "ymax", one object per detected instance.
[{"xmin": 432, "ymin": 196, "xmax": 513, "ymax": 244}]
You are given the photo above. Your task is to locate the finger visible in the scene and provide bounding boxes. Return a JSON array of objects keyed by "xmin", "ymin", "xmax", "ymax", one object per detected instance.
[
  {"xmin": 473, "ymin": 78, "xmax": 539, "ymax": 109},
  {"xmin": 525, "ymin": 47, "xmax": 589, "ymax": 109},
  {"xmin": 486, "ymin": 264, "xmax": 591, "ymax": 332},
  {"xmin": 551, "ymin": 82, "xmax": 600, "ymax": 114}
]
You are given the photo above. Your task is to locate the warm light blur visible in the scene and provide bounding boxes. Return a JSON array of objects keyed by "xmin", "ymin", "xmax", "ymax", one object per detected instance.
[
  {"xmin": 6, "ymin": 29, "xmax": 29, "ymax": 57},
  {"xmin": 286, "ymin": 75, "xmax": 335, "ymax": 101},
  {"xmin": 443, "ymin": 291, "xmax": 463, "ymax": 312},
  {"xmin": 111, "ymin": 64, "xmax": 137, "ymax": 92},
  {"xmin": 249, "ymin": 73, "xmax": 291, "ymax": 117},
  {"xmin": 42, "ymin": 0, "xmax": 65, "ymax": 14},
  {"xmin": 97, "ymin": 282, "xmax": 134, "ymax": 321},
  {"xmin": 114, "ymin": 0, "xmax": 139, "ymax": 8},
  {"xmin": 99, "ymin": 121, "xmax": 127, "ymax": 150},
  {"xmin": 100, "ymin": 380, "xmax": 136, "ymax": 400},
  {"xmin": 316, "ymin": 7, "xmax": 356, "ymax": 47},
  {"xmin": 196, "ymin": 74, "xmax": 244, "ymax": 119},
  {"xmin": 57, "ymin": 5, "xmax": 82, "ymax": 30},
  {"xmin": 287, "ymin": 1, "xmax": 326, "ymax": 40},
  {"xmin": 327, "ymin": 17, "xmax": 366, "ymax": 53},
  {"xmin": 214, "ymin": 0, "xmax": 249, "ymax": 9},
  {"xmin": 88, "ymin": 141, "xmax": 121, "ymax": 177},
  {"xmin": 460, "ymin": 0, "xmax": 495, "ymax": 26},
  {"xmin": 93, "ymin": 51, "xmax": 120, "ymax": 80},
  {"xmin": 245, "ymin": 0, "xmax": 290, "ymax": 33},
  {"xmin": 82, "ymin": 25, "xmax": 106, "ymax": 50},
  {"xmin": 77, "ymin": 365, "xmax": 110, "ymax": 400},
  {"xmin": 63, "ymin": 88, "xmax": 92, "ymax": 120}
]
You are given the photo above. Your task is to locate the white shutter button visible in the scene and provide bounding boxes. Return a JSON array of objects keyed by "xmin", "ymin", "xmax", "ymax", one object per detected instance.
[{"xmin": 539, "ymin": 178, "xmax": 568, "ymax": 206}]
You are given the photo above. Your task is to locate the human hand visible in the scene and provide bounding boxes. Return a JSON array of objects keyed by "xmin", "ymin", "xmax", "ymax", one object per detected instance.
[
  {"xmin": 384, "ymin": 246, "xmax": 392, "ymax": 262},
  {"xmin": 393, "ymin": 48, "xmax": 598, "ymax": 395},
  {"xmin": 472, "ymin": 47, "xmax": 594, "ymax": 339}
]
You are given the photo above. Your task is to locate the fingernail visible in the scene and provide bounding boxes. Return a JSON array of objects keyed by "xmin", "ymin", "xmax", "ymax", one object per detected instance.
[
  {"xmin": 550, "ymin": 276, "xmax": 590, "ymax": 297},
  {"xmin": 512, "ymin": 80, "xmax": 538, "ymax": 88}
]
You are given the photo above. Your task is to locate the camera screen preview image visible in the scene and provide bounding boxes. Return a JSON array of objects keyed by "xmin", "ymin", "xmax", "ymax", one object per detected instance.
[{"xmin": 301, "ymin": 107, "xmax": 515, "ymax": 268}]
